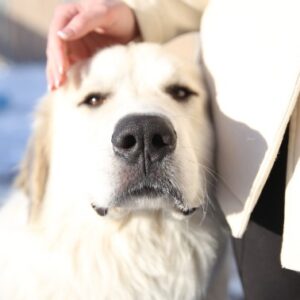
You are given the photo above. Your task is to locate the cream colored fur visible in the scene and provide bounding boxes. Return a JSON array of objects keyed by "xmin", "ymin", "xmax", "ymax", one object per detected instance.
[{"xmin": 0, "ymin": 35, "xmax": 229, "ymax": 300}]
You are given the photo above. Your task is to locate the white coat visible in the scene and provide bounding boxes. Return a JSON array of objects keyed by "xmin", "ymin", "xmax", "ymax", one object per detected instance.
[{"xmin": 125, "ymin": 0, "xmax": 300, "ymax": 272}]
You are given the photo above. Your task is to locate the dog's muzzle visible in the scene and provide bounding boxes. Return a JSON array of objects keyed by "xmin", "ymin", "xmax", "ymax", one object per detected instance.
[{"xmin": 91, "ymin": 114, "xmax": 197, "ymax": 217}]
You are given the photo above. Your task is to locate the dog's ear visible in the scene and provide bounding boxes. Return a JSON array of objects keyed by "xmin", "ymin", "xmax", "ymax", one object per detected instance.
[
  {"xmin": 14, "ymin": 97, "xmax": 52, "ymax": 221},
  {"xmin": 164, "ymin": 32, "xmax": 200, "ymax": 62}
]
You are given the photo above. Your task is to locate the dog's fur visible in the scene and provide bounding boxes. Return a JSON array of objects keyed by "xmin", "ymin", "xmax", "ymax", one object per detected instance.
[{"xmin": 0, "ymin": 35, "xmax": 229, "ymax": 300}]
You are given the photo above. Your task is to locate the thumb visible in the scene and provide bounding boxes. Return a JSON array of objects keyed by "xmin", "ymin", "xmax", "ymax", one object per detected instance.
[{"xmin": 57, "ymin": 11, "xmax": 105, "ymax": 41}]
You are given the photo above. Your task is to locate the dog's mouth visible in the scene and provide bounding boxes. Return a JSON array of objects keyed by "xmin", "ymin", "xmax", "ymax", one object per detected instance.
[
  {"xmin": 91, "ymin": 179, "xmax": 197, "ymax": 217},
  {"xmin": 91, "ymin": 204, "xmax": 109, "ymax": 216}
]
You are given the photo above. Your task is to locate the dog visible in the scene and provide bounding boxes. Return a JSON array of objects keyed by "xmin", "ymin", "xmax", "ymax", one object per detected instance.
[{"xmin": 0, "ymin": 34, "xmax": 229, "ymax": 300}]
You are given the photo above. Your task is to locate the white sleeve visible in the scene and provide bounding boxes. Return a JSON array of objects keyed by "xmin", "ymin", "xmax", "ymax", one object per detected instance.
[{"xmin": 124, "ymin": 0, "xmax": 208, "ymax": 43}]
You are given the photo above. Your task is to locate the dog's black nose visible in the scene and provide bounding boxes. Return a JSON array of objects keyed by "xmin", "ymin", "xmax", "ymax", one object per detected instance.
[{"xmin": 112, "ymin": 114, "xmax": 177, "ymax": 172}]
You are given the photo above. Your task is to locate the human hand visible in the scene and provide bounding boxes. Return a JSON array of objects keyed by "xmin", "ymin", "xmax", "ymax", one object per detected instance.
[{"xmin": 46, "ymin": 0, "xmax": 139, "ymax": 90}]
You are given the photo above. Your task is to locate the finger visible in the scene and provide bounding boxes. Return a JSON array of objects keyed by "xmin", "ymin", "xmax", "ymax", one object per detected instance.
[
  {"xmin": 83, "ymin": 32, "xmax": 116, "ymax": 52},
  {"xmin": 54, "ymin": 41, "xmax": 69, "ymax": 86},
  {"xmin": 46, "ymin": 40, "xmax": 69, "ymax": 90},
  {"xmin": 57, "ymin": 8, "xmax": 109, "ymax": 41},
  {"xmin": 47, "ymin": 4, "xmax": 79, "ymax": 85},
  {"xmin": 66, "ymin": 39, "xmax": 90, "ymax": 64},
  {"xmin": 47, "ymin": 41, "xmax": 67, "ymax": 89},
  {"xmin": 49, "ymin": 3, "xmax": 80, "ymax": 38},
  {"xmin": 46, "ymin": 61, "xmax": 55, "ymax": 91}
]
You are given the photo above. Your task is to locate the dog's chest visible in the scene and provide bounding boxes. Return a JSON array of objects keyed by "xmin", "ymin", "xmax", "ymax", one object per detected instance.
[
  {"xmin": 48, "ymin": 214, "xmax": 216, "ymax": 300},
  {"xmin": 0, "ymin": 213, "xmax": 216, "ymax": 300}
]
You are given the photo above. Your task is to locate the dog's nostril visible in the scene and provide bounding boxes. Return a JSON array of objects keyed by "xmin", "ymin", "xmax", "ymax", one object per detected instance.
[
  {"xmin": 121, "ymin": 135, "xmax": 136, "ymax": 149},
  {"xmin": 152, "ymin": 134, "xmax": 167, "ymax": 148}
]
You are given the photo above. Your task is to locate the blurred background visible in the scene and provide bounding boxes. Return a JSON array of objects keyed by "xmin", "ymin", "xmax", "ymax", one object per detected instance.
[
  {"xmin": 0, "ymin": 0, "xmax": 64, "ymax": 199},
  {"xmin": 0, "ymin": 0, "xmax": 62, "ymax": 62}
]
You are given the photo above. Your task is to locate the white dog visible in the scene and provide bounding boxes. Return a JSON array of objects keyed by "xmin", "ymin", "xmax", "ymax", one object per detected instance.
[{"xmin": 0, "ymin": 34, "xmax": 229, "ymax": 300}]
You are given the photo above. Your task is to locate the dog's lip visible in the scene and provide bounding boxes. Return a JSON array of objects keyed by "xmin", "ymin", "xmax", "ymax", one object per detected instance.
[
  {"xmin": 91, "ymin": 179, "xmax": 198, "ymax": 217},
  {"xmin": 177, "ymin": 207, "xmax": 197, "ymax": 216},
  {"xmin": 91, "ymin": 203, "xmax": 198, "ymax": 217},
  {"xmin": 91, "ymin": 203, "xmax": 108, "ymax": 216}
]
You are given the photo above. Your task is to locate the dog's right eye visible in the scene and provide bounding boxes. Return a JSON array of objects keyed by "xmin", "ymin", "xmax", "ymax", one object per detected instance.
[
  {"xmin": 165, "ymin": 84, "xmax": 198, "ymax": 102},
  {"xmin": 81, "ymin": 93, "xmax": 108, "ymax": 108}
]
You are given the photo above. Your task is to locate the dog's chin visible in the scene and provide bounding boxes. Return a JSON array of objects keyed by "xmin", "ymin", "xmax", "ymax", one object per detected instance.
[
  {"xmin": 91, "ymin": 184, "xmax": 198, "ymax": 218},
  {"xmin": 91, "ymin": 203, "xmax": 197, "ymax": 219}
]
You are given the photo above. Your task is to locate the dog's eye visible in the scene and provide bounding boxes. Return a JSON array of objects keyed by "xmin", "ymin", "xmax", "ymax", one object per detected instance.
[
  {"xmin": 165, "ymin": 84, "xmax": 198, "ymax": 102},
  {"xmin": 82, "ymin": 93, "xmax": 108, "ymax": 107}
]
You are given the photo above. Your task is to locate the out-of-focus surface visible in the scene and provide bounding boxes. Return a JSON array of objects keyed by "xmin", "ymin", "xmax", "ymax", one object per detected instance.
[
  {"xmin": 0, "ymin": 0, "xmax": 62, "ymax": 196},
  {"xmin": 0, "ymin": 64, "xmax": 46, "ymax": 200},
  {"xmin": 0, "ymin": 0, "xmax": 62, "ymax": 62}
]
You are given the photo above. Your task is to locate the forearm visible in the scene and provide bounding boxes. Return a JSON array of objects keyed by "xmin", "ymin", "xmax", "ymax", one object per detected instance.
[{"xmin": 124, "ymin": 0, "xmax": 209, "ymax": 43}]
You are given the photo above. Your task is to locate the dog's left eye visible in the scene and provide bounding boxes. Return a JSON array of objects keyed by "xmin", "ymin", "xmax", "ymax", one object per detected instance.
[
  {"xmin": 165, "ymin": 84, "xmax": 198, "ymax": 102},
  {"xmin": 81, "ymin": 93, "xmax": 108, "ymax": 107}
]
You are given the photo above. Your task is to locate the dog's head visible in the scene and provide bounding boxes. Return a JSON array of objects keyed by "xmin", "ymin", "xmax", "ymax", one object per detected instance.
[{"xmin": 17, "ymin": 35, "xmax": 213, "ymax": 221}]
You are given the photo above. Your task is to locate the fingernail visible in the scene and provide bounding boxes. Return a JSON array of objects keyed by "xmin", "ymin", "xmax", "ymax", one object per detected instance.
[
  {"xmin": 58, "ymin": 65, "xmax": 64, "ymax": 75},
  {"xmin": 94, "ymin": 27, "xmax": 105, "ymax": 34},
  {"xmin": 55, "ymin": 78, "xmax": 61, "ymax": 89},
  {"xmin": 57, "ymin": 28, "xmax": 74, "ymax": 40}
]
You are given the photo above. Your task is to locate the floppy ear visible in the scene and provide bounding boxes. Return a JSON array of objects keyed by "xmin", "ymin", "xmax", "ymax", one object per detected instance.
[
  {"xmin": 14, "ymin": 97, "xmax": 52, "ymax": 221},
  {"xmin": 163, "ymin": 32, "xmax": 200, "ymax": 62}
]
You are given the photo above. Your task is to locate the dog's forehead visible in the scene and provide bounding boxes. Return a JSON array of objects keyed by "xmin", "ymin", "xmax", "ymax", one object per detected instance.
[{"xmin": 84, "ymin": 44, "xmax": 187, "ymax": 87}]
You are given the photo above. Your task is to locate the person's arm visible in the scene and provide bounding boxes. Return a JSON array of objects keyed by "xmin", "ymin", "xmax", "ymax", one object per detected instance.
[{"xmin": 124, "ymin": 0, "xmax": 208, "ymax": 43}]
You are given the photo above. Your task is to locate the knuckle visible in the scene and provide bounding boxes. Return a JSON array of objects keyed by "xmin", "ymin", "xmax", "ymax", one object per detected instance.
[
  {"xmin": 54, "ymin": 4, "xmax": 68, "ymax": 16},
  {"xmin": 73, "ymin": 15, "xmax": 87, "ymax": 29}
]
